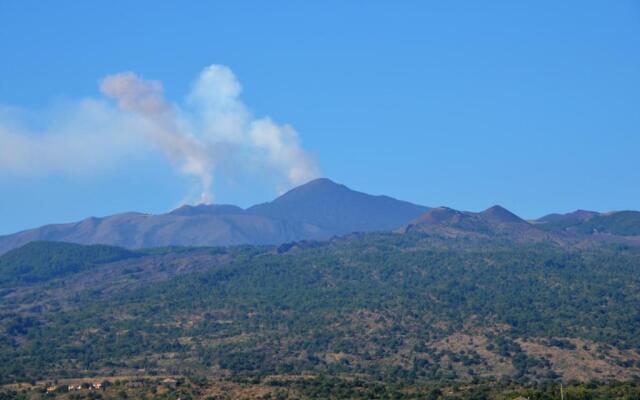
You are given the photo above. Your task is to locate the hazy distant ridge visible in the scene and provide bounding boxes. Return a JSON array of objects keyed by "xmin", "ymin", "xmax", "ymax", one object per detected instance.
[
  {"xmin": 0, "ymin": 179, "xmax": 428, "ymax": 254},
  {"xmin": 1, "ymin": 178, "xmax": 639, "ymax": 254}
]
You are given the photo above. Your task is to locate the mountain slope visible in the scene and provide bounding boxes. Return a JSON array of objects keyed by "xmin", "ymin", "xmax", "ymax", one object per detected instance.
[
  {"xmin": 0, "ymin": 179, "xmax": 429, "ymax": 254},
  {"xmin": 0, "ymin": 211, "xmax": 316, "ymax": 254},
  {"xmin": 402, "ymin": 205, "xmax": 551, "ymax": 241},
  {"xmin": 536, "ymin": 210, "xmax": 640, "ymax": 236},
  {"xmin": 2, "ymin": 235, "xmax": 640, "ymax": 384},
  {"xmin": 248, "ymin": 178, "xmax": 428, "ymax": 234}
]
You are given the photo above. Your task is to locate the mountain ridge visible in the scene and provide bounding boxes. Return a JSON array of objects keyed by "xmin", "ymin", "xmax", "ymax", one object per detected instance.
[
  {"xmin": 2, "ymin": 179, "xmax": 640, "ymax": 254},
  {"xmin": 534, "ymin": 209, "xmax": 640, "ymax": 236},
  {"xmin": 0, "ymin": 178, "xmax": 429, "ymax": 254},
  {"xmin": 401, "ymin": 205, "xmax": 549, "ymax": 241}
]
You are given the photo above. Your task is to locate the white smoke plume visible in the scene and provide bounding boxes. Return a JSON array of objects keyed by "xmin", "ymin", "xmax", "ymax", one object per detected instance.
[
  {"xmin": 188, "ymin": 65, "xmax": 320, "ymax": 190},
  {"xmin": 100, "ymin": 72, "xmax": 215, "ymax": 204},
  {"xmin": 0, "ymin": 65, "xmax": 321, "ymax": 203}
]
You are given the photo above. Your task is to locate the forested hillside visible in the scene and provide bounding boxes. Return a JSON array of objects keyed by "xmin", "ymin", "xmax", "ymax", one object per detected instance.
[
  {"xmin": 1, "ymin": 233, "xmax": 640, "ymax": 399},
  {"xmin": 0, "ymin": 241, "xmax": 137, "ymax": 285}
]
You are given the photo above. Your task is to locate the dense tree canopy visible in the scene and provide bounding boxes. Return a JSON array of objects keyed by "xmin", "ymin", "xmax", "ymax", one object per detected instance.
[{"xmin": 1, "ymin": 234, "xmax": 640, "ymax": 390}]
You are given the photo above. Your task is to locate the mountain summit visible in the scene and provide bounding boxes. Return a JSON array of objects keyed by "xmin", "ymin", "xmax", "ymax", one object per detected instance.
[
  {"xmin": 478, "ymin": 205, "xmax": 528, "ymax": 224},
  {"xmin": 249, "ymin": 178, "xmax": 428, "ymax": 234}
]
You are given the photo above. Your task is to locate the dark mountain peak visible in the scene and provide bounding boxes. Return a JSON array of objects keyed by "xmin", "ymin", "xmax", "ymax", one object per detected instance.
[
  {"xmin": 302, "ymin": 177, "xmax": 342, "ymax": 188},
  {"xmin": 272, "ymin": 178, "xmax": 349, "ymax": 202},
  {"xmin": 248, "ymin": 178, "xmax": 428, "ymax": 233},
  {"xmin": 483, "ymin": 205, "xmax": 509, "ymax": 213},
  {"xmin": 479, "ymin": 205, "xmax": 526, "ymax": 224},
  {"xmin": 169, "ymin": 204, "xmax": 244, "ymax": 217}
]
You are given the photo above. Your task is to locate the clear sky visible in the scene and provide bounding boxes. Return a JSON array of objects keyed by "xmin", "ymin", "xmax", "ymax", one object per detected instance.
[{"xmin": 0, "ymin": 1, "xmax": 639, "ymax": 235}]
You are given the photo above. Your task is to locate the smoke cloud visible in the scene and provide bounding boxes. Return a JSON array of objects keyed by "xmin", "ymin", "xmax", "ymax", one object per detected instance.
[
  {"xmin": 100, "ymin": 72, "xmax": 215, "ymax": 204},
  {"xmin": 0, "ymin": 65, "xmax": 320, "ymax": 203}
]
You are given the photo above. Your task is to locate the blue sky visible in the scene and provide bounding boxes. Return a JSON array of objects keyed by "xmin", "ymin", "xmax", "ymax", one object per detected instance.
[{"xmin": 0, "ymin": 1, "xmax": 639, "ymax": 234}]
